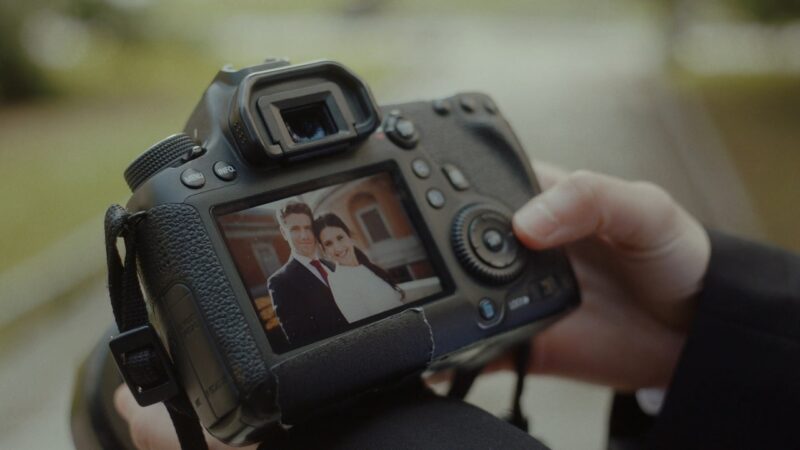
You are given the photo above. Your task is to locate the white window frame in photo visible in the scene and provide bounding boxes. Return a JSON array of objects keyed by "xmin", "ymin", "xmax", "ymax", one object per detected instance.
[{"xmin": 355, "ymin": 203, "xmax": 393, "ymax": 244}]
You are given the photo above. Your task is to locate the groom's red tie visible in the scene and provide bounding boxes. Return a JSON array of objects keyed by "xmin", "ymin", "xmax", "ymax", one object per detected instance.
[{"xmin": 310, "ymin": 260, "xmax": 329, "ymax": 286}]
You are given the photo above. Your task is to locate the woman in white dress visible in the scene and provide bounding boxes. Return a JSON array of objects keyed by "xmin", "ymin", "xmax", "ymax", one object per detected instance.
[{"xmin": 313, "ymin": 213, "xmax": 405, "ymax": 323}]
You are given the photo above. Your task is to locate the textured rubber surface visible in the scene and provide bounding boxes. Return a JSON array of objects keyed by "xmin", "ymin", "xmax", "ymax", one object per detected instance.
[
  {"xmin": 135, "ymin": 203, "xmax": 270, "ymax": 396},
  {"xmin": 124, "ymin": 134, "xmax": 196, "ymax": 191}
]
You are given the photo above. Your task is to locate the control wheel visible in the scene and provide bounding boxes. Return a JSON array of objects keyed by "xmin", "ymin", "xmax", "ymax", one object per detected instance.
[
  {"xmin": 451, "ymin": 204, "xmax": 526, "ymax": 284},
  {"xmin": 124, "ymin": 133, "xmax": 201, "ymax": 191}
]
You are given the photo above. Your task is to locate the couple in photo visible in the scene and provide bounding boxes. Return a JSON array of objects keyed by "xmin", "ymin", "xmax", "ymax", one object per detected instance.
[{"xmin": 267, "ymin": 202, "xmax": 405, "ymax": 347}]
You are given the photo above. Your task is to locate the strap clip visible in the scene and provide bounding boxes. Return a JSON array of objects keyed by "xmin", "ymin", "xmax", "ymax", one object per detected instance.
[
  {"xmin": 121, "ymin": 210, "xmax": 147, "ymax": 237},
  {"xmin": 109, "ymin": 324, "xmax": 180, "ymax": 406}
]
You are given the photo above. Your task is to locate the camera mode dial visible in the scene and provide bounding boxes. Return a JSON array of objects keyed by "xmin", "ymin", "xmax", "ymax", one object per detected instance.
[
  {"xmin": 451, "ymin": 204, "xmax": 526, "ymax": 284},
  {"xmin": 124, "ymin": 133, "xmax": 200, "ymax": 191}
]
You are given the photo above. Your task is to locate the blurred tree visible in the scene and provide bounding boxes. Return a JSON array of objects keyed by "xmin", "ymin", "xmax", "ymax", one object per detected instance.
[
  {"xmin": 658, "ymin": 0, "xmax": 800, "ymax": 23},
  {"xmin": 0, "ymin": 0, "xmax": 148, "ymax": 103},
  {"xmin": 66, "ymin": 0, "xmax": 149, "ymax": 41},
  {"xmin": 729, "ymin": 0, "xmax": 800, "ymax": 22},
  {"xmin": 654, "ymin": 0, "xmax": 800, "ymax": 70},
  {"xmin": 0, "ymin": 3, "xmax": 52, "ymax": 101}
]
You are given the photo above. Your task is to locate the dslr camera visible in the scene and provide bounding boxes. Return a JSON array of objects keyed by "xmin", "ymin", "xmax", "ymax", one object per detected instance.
[{"xmin": 76, "ymin": 59, "xmax": 579, "ymax": 446}]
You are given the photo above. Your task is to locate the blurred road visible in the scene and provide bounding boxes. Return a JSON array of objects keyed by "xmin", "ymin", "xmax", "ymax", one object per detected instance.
[
  {"xmin": 0, "ymin": 280, "xmax": 110, "ymax": 450},
  {"xmin": 0, "ymin": 12, "xmax": 760, "ymax": 450}
]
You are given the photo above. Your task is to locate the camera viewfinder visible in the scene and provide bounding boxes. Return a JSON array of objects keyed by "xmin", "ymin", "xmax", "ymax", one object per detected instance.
[{"xmin": 281, "ymin": 102, "xmax": 338, "ymax": 144}]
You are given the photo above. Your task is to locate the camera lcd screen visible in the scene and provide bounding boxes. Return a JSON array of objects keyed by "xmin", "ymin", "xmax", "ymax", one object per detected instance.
[{"xmin": 216, "ymin": 170, "xmax": 444, "ymax": 353}]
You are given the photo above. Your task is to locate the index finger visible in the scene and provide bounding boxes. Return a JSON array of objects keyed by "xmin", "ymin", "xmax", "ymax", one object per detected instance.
[{"xmin": 513, "ymin": 171, "xmax": 687, "ymax": 252}]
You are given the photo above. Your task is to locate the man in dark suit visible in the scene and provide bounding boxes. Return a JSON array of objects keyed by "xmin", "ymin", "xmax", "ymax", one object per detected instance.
[{"xmin": 267, "ymin": 202, "xmax": 347, "ymax": 349}]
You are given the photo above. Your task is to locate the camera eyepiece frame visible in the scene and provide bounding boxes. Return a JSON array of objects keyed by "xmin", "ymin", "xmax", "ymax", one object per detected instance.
[{"xmin": 229, "ymin": 60, "xmax": 382, "ymax": 165}]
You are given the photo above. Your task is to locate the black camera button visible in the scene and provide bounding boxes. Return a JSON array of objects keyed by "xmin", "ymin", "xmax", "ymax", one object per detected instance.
[
  {"xmin": 478, "ymin": 297, "xmax": 498, "ymax": 321},
  {"xmin": 433, "ymin": 98, "xmax": 451, "ymax": 115},
  {"xmin": 536, "ymin": 276, "xmax": 560, "ymax": 298},
  {"xmin": 180, "ymin": 169, "xmax": 205, "ymax": 189},
  {"xmin": 411, "ymin": 159, "xmax": 431, "ymax": 179},
  {"xmin": 384, "ymin": 114, "xmax": 419, "ymax": 149},
  {"xmin": 482, "ymin": 228, "xmax": 504, "ymax": 252},
  {"xmin": 396, "ymin": 119, "xmax": 415, "ymax": 139},
  {"xmin": 442, "ymin": 164, "xmax": 470, "ymax": 190},
  {"xmin": 460, "ymin": 97, "xmax": 477, "ymax": 113},
  {"xmin": 484, "ymin": 99, "xmax": 498, "ymax": 114},
  {"xmin": 426, "ymin": 189, "xmax": 446, "ymax": 209},
  {"xmin": 213, "ymin": 161, "xmax": 237, "ymax": 181}
]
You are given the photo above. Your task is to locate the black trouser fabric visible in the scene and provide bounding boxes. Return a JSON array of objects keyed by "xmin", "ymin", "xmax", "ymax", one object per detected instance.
[{"xmin": 262, "ymin": 381, "xmax": 548, "ymax": 450}]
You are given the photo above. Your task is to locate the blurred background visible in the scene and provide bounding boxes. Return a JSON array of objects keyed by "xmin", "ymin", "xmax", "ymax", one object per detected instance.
[{"xmin": 1, "ymin": 0, "xmax": 798, "ymax": 448}]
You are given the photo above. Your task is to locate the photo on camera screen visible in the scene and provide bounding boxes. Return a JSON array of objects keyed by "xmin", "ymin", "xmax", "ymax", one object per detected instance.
[{"xmin": 216, "ymin": 171, "xmax": 443, "ymax": 352}]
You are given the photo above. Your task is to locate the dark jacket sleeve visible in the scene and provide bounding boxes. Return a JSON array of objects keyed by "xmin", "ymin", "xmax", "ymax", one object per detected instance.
[{"xmin": 649, "ymin": 230, "xmax": 800, "ymax": 449}]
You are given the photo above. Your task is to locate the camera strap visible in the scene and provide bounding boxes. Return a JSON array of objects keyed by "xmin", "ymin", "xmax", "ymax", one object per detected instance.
[
  {"xmin": 507, "ymin": 341, "xmax": 532, "ymax": 432},
  {"xmin": 104, "ymin": 204, "xmax": 209, "ymax": 450},
  {"xmin": 447, "ymin": 341, "xmax": 531, "ymax": 432}
]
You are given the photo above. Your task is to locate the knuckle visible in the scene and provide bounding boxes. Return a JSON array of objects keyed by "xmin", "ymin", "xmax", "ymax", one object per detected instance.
[
  {"xmin": 631, "ymin": 180, "xmax": 683, "ymax": 232},
  {"xmin": 632, "ymin": 180, "xmax": 668, "ymax": 199},
  {"xmin": 564, "ymin": 170, "xmax": 604, "ymax": 211}
]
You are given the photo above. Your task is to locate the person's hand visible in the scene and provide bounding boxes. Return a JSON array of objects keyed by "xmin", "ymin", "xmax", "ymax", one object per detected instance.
[
  {"xmin": 509, "ymin": 164, "xmax": 711, "ymax": 390},
  {"xmin": 113, "ymin": 384, "xmax": 259, "ymax": 450}
]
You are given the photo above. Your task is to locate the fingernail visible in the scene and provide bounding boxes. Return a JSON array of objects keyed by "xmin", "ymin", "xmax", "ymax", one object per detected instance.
[{"xmin": 513, "ymin": 198, "xmax": 559, "ymax": 240}]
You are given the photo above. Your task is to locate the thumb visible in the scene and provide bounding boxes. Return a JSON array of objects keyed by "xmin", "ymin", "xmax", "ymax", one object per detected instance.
[{"xmin": 512, "ymin": 170, "xmax": 683, "ymax": 252}]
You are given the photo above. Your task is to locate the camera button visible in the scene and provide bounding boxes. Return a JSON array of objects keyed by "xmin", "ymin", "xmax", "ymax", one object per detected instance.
[
  {"xmin": 460, "ymin": 97, "xmax": 477, "ymax": 113},
  {"xmin": 478, "ymin": 297, "xmax": 498, "ymax": 321},
  {"xmin": 536, "ymin": 276, "xmax": 560, "ymax": 298},
  {"xmin": 484, "ymin": 99, "xmax": 498, "ymax": 114},
  {"xmin": 411, "ymin": 159, "xmax": 431, "ymax": 179},
  {"xmin": 433, "ymin": 99, "xmax": 451, "ymax": 115},
  {"xmin": 384, "ymin": 114, "xmax": 419, "ymax": 149},
  {"xmin": 482, "ymin": 228, "xmax": 504, "ymax": 252},
  {"xmin": 426, "ymin": 189, "xmax": 446, "ymax": 209},
  {"xmin": 442, "ymin": 164, "xmax": 470, "ymax": 190},
  {"xmin": 395, "ymin": 119, "xmax": 416, "ymax": 139},
  {"xmin": 180, "ymin": 169, "xmax": 205, "ymax": 189},
  {"xmin": 213, "ymin": 161, "xmax": 237, "ymax": 181}
]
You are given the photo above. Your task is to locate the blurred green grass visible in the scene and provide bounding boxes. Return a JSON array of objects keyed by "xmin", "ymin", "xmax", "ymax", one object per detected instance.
[
  {"xmin": 0, "ymin": 96, "xmax": 184, "ymax": 272},
  {"xmin": 154, "ymin": 0, "xmax": 652, "ymax": 18},
  {"xmin": 0, "ymin": 39, "xmax": 219, "ymax": 272}
]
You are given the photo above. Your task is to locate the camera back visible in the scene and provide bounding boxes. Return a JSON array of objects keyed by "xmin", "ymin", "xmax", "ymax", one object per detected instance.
[{"xmin": 112, "ymin": 59, "xmax": 580, "ymax": 445}]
